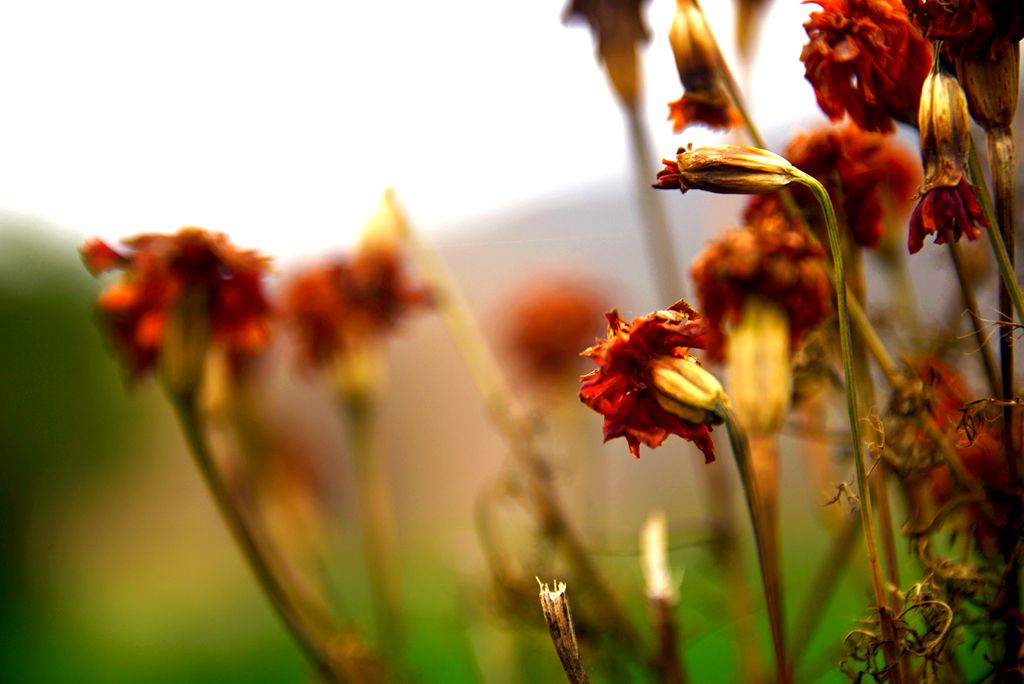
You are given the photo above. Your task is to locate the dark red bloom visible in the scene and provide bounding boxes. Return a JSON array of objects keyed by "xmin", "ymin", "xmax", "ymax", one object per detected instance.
[
  {"xmin": 691, "ymin": 217, "xmax": 832, "ymax": 360},
  {"xmin": 667, "ymin": 94, "xmax": 742, "ymax": 133},
  {"xmin": 283, "ymin": 243, "xmax": 430, "ymax": 367},
  {"xmin": 903, "ymin": 0, "xmax": 1023, "ymax": 59},
  {"xmin": 907, "ymin": 177, "xmax": 988, "ymax": 253},
  {"xmin": 744, "ymin": 124, "xmax": 921, "ymax": 248},
  {"xmin": 501, "ymin": 276, "xmax": 608, "ymax": 389},
  {"xmin": 579, "ymin": 300, "xmax": 718, "ymax": 462},
  {"xmin": 910, "ymin": 358, "xmax": 1009, "ymax": 557},
  {"xmin": 80, "ymin": 228, "xmax": 272, "ymax": 379},
  {"xmin": 801, "ymin": 0, "xmax": 932, "ymax": 132},
  {"xmin": 666, "ymin": 0, "xmax": 742, "ymax": 133}
]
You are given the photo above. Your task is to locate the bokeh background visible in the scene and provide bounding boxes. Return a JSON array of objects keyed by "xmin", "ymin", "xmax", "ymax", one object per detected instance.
[{"xmin": 0, "ymin": 2, "xmax": 1002, "ymax": 682}]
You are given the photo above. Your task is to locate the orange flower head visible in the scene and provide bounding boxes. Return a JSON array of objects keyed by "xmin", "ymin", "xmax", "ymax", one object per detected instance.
[
  {"xmin": 502, "ymin": 276, "xmax": 608, "ymax": 390},
  {"xmin": 80, "ymin": 228, "xmax": 272, "ymax": 382},
  {"xmin": 579, "ymin": 300, "xmax": 723, "ymax": 462},
  {"xmin": 744, "ymin": 124, "xmax": 922, "ymax": 248},
  {"xmin": 666, "ymin": 0, "xmax": 742, "ymax": 133},
  {"xmin": 692, "ymin": 217, "xmax": 832, "ymax": 360},
  {"xmin": 801, "ymin": 0, "xmax": 932, "ymax": 132},
  {"xmin": 564, "ymin": 0, "xmax": 651, "ymax": 106},
  {"xmin": 283, "ymin": 246, "xmax": 430, "ymax": 368}
]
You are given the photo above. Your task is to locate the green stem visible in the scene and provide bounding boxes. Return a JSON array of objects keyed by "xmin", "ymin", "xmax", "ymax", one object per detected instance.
[
  {"xmin": 341, "ymin": 390, "xmax": 404, "ymax": 655},
  {"xmin": 790, "ymin": 170, "xmax": 905, "ymax": 684},
  {"xmin": 168, "ymin": 392, "xmax": 353, "ymax": 684},
  {"xmin": 720, "ymin": 407, "xmax": 789, "ymax": 684},
  {"xmin": 968, "ymin": 135, "xmax": 1024, "ymax": 323}
]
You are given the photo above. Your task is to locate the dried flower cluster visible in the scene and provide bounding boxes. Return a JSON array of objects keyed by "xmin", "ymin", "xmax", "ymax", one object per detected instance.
[
  {"xmin": 502, "ymin": 277, "xmax": 607, "ymax": 390},
  {"xmin": 579, "ymin": 301, "xmax": 722, "ymax": 462},
  {"xmin": 744, "ymin": 124, "xmax": 921, "ymax": 248},
  {"xmin": 691, "ymin": 218, "xmax": 832, "ymax": 360},
  {"xmin": 81, "ymin": 228, "xmax": 271, "ymax": 380},
  {"xmin": 802, "ymin": 0, "xmax": 931, "ymax": 133}
]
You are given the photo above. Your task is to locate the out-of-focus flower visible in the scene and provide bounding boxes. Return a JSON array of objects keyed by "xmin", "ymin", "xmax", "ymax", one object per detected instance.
[
  {"xmin": 744, "ymin": 124, "xmax": 921, "ymax": 248},
  {"xmin": 907, "ymin": 358, "xmax": 1007, "ymax": 557},
  {"xmin": 654, "ymin": 144, "xmax": 800, "ymax": 195},
  {"xmin": 501, "ymin": 276, "xmax": 608, "ymax": 391},
  {"xmin": 801, "ymin": 0, "xmax": 931, "ymax": 133},
  {"xmin": 282, "ymin": 251, "xmax": 429, "ymax": 370},
  {"xmin": 904, "ymin": 0, "xmax": 1024, "ymax": 60},
  {"xmin": 908, "ymin": 65, "xmax": 988, "ymax": 254},
  {"xmin": 564, "ymin": 0, "xmax": 651, "ymax": 106},
  {"xmin": 666, "ymin": 0, "xmax": 742, "ymax": 133},
  {"xmin": 81, "ymin": 228, "xmax": 271, "ymax": 391},
  {"xmin": 579, "ymin": 300, "xmax": 724, "ymax": 461},
  {"xmin": 691, "ymin": 217, "xmax": 832, "ymax": 361}
]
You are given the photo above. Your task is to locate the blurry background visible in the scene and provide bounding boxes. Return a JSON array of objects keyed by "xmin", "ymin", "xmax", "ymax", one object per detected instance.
[{"xmin": 0, "ymin": 2, "xmax": 982, "ymax": 682}]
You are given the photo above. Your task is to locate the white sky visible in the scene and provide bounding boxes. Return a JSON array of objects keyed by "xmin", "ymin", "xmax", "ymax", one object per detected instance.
[{"xmin": 0, "ymin": 1, "xmax": 819, "ymax": 261}]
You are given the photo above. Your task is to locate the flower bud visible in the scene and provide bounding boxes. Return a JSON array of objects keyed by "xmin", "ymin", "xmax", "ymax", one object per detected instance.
[
  {"xmin": 918, "ymin": 64, "xmax": 971, "ymax": 190},
  {"xmin": 655, "ymin": 145, "xmax": 800, "ymax": 195},
  {"xmin": 649, "ymin": 354, "xmax": 728, "ymax": 425},
  {"xmin": 957, "ymin": 42, "xmax": 1020, "ymax": 131},
  {"xmin": 725, "ymin": 298, "xmax": 792, "ymax": 436},
  {"xmin": 666, "ymin": 0, "xmax": 741, "ymax": 132}
]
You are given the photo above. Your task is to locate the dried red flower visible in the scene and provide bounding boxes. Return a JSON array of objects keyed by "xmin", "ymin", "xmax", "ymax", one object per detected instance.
[
  {"xmin": 501, "ymin": 276, "xmax": 608, "ymax": 389},
  {"xmin": 667, "ymin": 95, "xmax": 742, "ymax": 133},
  {"xmin": 903, "ymin": 0, "xmax": 1023, "ymax": 59},
  {"xmin": 801, "ymin": 0, "xmax": 932, "ymax": 133},
  {"xmin": 744, "ymin": 124, "xmax": 922, "ymax": 248},
  {"xmin": 666, "ymin": 0, "xmax": 742, "ymax": 133},
  {"xmin": 579, "ymin": 300, "xmax": 721, "ymax": 461},
  {"xmin": 564, "ymin": 0, "xmax": 651, "ymax": 105},
  {"xmin": 907, "ymin": 177, "xmax": 988, "ymax": 253},
  {"xmin": 283, "ymin": 245, "xmax": 429, "ymax": 367},
  {"xmin": 691, "ymin": 217, "xmax": 832, "ymax": 360},
  {"xmin": 80, "ymin": 228, "xmax": 272, "ymax": 380},
  {"xmin": 911, "ymin": 358, "xmax": 1008, "ymax": 556}
]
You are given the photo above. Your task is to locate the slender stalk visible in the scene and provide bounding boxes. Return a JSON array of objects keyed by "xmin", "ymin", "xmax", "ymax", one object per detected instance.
[
  {"xmin": 720, "ymin": 407, "xmax": 789, "ymax": 684},
  {"xmin": 394, "ymin": 219, "xmax": 643, "ymax": 660},
  {"xmin": 169, "ymin": 392, "xmax": 353, "ymax": 684},
  {"xmin": 987, "ymin": 124, "xmax": 1022, "ymax": 681},
  {"xmin": 850, "ymin": 230, "xmax": 901, "ymax": 616},
  {"xmin": 948, "ymin": 239, "xmax": 1001, "ymax": 398},
  {"xmin": 968, "ymin": 136, "xmax": 1024, "ymax": 323},
  {"xmin": 624, "ymin": 104, "xmax": 685, "ymax": 303},
  {"xmin": 341, "ymin": 390, "xmax": 404, "ymax": 654},
  {"xmin": 641, "ymin": 513, "xmax": 688, "ymax": 684},
  {"xmin": 791, "ymin": 171, "xmax": 905, "ymax": 684}
]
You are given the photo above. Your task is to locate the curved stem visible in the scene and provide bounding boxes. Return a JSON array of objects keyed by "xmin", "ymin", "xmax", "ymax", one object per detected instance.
[
  {"xmin": 169, "ymin": 392, "xmax": 355, "ymax": 684},
  {"xmin": 720, "ymin": 407, "xmax": 788, "ymax": 684},
  {"xmin": 791, "ymin": 171, "xmax": 905, "ymax": 684}
]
